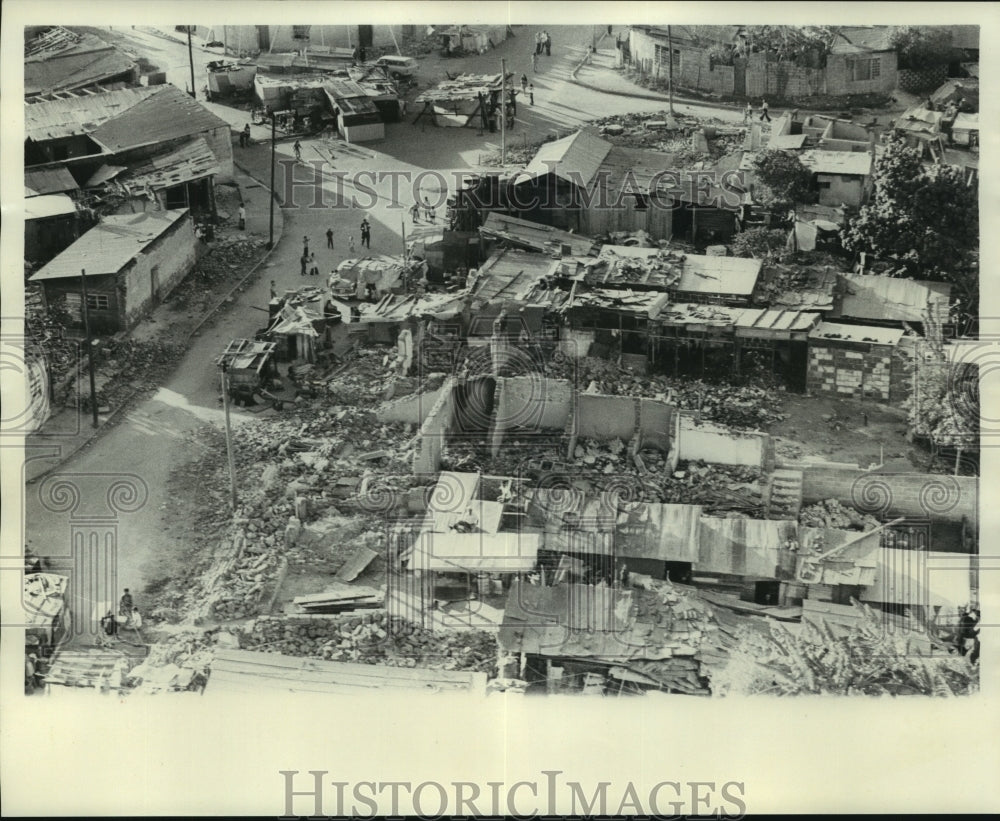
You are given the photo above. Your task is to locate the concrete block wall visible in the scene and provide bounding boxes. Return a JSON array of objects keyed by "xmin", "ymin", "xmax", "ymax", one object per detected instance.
[
  {"xmin": 826, "ymin": 52, "xmax": 898, "ymax": 96},
  {"xmin": 677, "ymin": 415, "xmax": 769, "ymax": 467},
  {"xmin": 122, "ymin": 214, "xmax": 198, "ymax": 329},
  {"xmin": 412, "ymin": 378, "xmax": 455, "ymax": 475},
  {"xmin": 800, "ymin": 466, "xmax": 978, "ymax": 524},
  {"xmin": 807, "ymin": 342, "xmax": 896, "ymax": 401},
  {"xmin": 746, "ymin": 53, "xmax": 825, "ymax": 99}
]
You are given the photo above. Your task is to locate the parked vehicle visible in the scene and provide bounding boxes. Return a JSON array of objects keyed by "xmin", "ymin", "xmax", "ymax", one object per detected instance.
[{"xmin": 367, "ymin": 54, "xmax": 418, "ymax": 79}]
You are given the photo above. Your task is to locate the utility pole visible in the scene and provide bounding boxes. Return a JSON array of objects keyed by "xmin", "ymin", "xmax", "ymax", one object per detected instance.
[
  {"xmin": 267, "ymin": 113, "xmax": 276, "ymax": 249},
  {"xmin": 79, "ymin": 269, "xmax": 99, "ymax": 428},
  {"xmin": 220, "ymin": 362, "xmax": 238, "ymax": 510},
  {"xmin": 187, "ymin": 27, "xmax": 197, "ymax": 99},
  {"xmin": 500, "ymin": 56, "xmax": 507, "ymax": 166},
  {"xmin": 667, "ymin": 25, "xmax": 675, "ymax": 116},
  {"xmin": 401, "ymin": 214, "xmax": 407, "ymax": 262}
]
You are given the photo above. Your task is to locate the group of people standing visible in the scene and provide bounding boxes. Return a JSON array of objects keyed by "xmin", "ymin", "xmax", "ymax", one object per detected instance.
[
  {"xmin": 299, "ymin": 217, "xmax": 373, "ymax": 276},
  {"xmin": 411, "ymin": 197, "xmax": 437, "ymax": 224},
  {"xmin": 534, "ymin": 30, "xmax": 552, "ymax": 57}
]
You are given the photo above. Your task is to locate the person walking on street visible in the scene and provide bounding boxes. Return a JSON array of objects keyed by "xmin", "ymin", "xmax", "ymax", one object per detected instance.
[
  {"xmin": 309, "ymin": 252, "xmax": 320, "ymax": 276},
  {"xmin": 544, "ymin": 32, "xmax": 551, "ymax": 56},
  {"xmin": 759, "ymin": 99, "xmax": 771, "ymax": 122},
  {"xmin": 505, "ymin": 103, "xmax": 515, "ymax": 130},
  {"xmin": 243, "ymin": 124, "xmax": 251, "ymax": 147},
  {"xmin": 349, "ymin": 236, "xmax": 356, "ymax": 255},
  {"xmin": 531, "ymin": 51, "xmax": 538, "ymax": 71},
  {"xmin": 520, "ymin": 73, "xmax": 528, "ymax": 93},
  {"xmin": 509, "ymin": 90, "xmax": 517, "ymax": 117},
  {"xmin": 238, "ymin": 204, "xmax": 246, "ymax": 230},
  {"xmin": 360, "ymin": 217, "xmax": 371, "ymax": 249},
  {"xmin": 294, "ymin": 140, "xmax": 302, "ymax": 161},
  {"xmin": 238, "ymin": 128, "xmax": 245, "ymax": 148},
  {"xmin": 743, "ymin": 101, "xmax": 753, "ymax": 124},
  {"xmin": 300, "ymin": 252, "xmax": 308, "ymax": 276},
  {"xmin": 411, "ymin": 202, "xmax": 421, "ymax": 224},
  {"xmin": 535, "ymin": 31, "xmax": 542, "ymax": 55},
  {"xmin": 326, "ymin": 227, "xmax": 334, "ymax": 249},
  {"xmin": 529, "ymin": 84, "xmax": 534, "ymax": 106},
  {"xmin": 302, "ymin": 235, "xmax": 310, "ymax": 259},
  {"xmin": 423, "ymin": 197, "xmax": 433, "ymax": 221}
]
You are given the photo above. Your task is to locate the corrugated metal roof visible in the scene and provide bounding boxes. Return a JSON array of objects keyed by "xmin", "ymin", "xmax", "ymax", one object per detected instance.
[
  {"xmin": 25, "ymin": 86, "xmax": 157, "ymax": 142},
  {"xmin": 596, "ymin": 246, "xmax": 762, "ymax": 296},
  {"xmin": 799, "ymin": 149, "xmax": 872, "ymax": 177},
  {"xmin": 479, "ymin": 212, "xmax": 600, "ymax": 257},
  {"xmin": 809, "ymin": 321, "xmax": 904, "ymax": 346},
  {"xmin": 124, "ymin": 137, "xmax": 221, "ymax": 191},
  {"xmin": 324, "ymin": 78, "xmax": 369, "ymax": 99},
  {"xmin": 90, "ymin": 86, "xmax": 230, "ymax": 152},
  {"xmin": 523, "ymin": 128, "xmax": 613, "ymax": 188},
  {"xmin": 834, "ymin": 273, "xmax": 951, "ymax": 323},
  {"xmin": 24, "ymin": 194, "xmax": 77, "ymax": 220},
  {"xmin": 830, "ymin": 26, "xmax": 894, "ymax": 53},
  {"xmin": 470, "ymin": 249, "xmax": 558, "ymax": 302},
  {"xmin": 25, "ymin": 165, "xmax": 79, "ymax": 196},
  {"xmin": 697, "ymin": 516, "xmax": 797, "ymax": 577},
  {"xmin": 29, "ymin": 209, "xmax": 189, "ymax": 281},
  {"xmin": 25, "ymin": 47, "xmax": 136, "ymax": 97}
]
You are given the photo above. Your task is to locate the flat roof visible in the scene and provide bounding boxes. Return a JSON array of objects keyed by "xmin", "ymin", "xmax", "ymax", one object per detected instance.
[
  {"xmin": 597, "ymin": 246, "xmax": 762, "ymax": 296},
  {"xmin": 809, "ymin": 321, "xmax": 904, "ymax": 346},
  {"xmin": 799, "ymin": 150, "xmax": 873, "ymax": 177}
]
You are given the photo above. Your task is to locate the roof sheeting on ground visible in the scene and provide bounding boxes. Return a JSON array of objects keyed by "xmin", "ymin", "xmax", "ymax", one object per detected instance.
[
  {"xmin": 410, "ymin": 531, "xmax": 541, "ymax": 572},
  {"xmin": 522, "ymin": 128, "xmax": 613, "ymax": 189},
  {"xmin": 894, "ymin": 106, "xmax": 943, "ymax": 137},
  {"xmin": 809, "ymin": 321, "xmax": 905, "ymax": 347},
  {"xmin": 25, "ymin": 165, "xmax": 79, "ymax": 196},
  {"xmin": 24, "ymin": 193, "xmax": 77, "ymax": 220},
  {"xmin": 594, "ymin": 245, "xmax": 762, "ymax": 297},
  {"xmin": 834, "ymin": 273, "xmax": 951, "ymax": 324},
  {"xmin": 615, "ymin": 503, "xmax": 702, "ymax": 563},
  {"xmin": 479, "ymin": 212, "xmax": 600, "ymax": 257},
  {"xmin": 355, "ymin": 292, "xmax": 464, "ymax": 324},
  {"xmin": 29, "ymin": 209, "xmax": 189, "ymax": 281},
  {"xmin": 206, "ymin": 649, "xmax": 487, "ymax": 694},
  {"xmin": 414, "ymin": 72, "xmax": 505, "ymax": 103}
]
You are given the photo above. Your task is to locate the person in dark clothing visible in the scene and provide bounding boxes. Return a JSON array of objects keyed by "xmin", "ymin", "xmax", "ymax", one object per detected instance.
[
  {"xmin": 545, "ymin": 33, "xmax": 551, "ymax": 56},
  {"xmin": 119, "ymin": 589, "xmax": 133, "ymax": 617},
  {"xmin": 508, "ymin": 90, "xmax": 516, "ymax": 116},
  {"xmin": 326, "ymin": 227, "xmax": 334, "ymax": 249},
  {"xmin": 303, "ymin": 236, "xmax": 310, "ymax": 257},
  {"xmin": 243, "ymin": 124, "xmax": 251, "ymax": 147},
  {"xmin": 100, "ymin": 611, "xmax": 118, "ymax": 637},
  {"xmin": 528, "ymin": 84, "xmax": 534, "ymax": 106},
  {"xmin": 300, "ymin": 253, "xmax": 308, "ymax": 276},
  {"xmin": 520, "ymin": 73, "xmax": 528, "ymax": 92},
  {"xmin": 360, "ymin": 218, "xmax": 371, "ymax": 249}
]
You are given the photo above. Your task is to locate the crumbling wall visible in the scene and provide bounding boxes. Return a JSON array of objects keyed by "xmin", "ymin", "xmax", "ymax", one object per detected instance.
[
  {"xmin": 800, "ymin": 466, "xmax": 978, "ymax": 524},
  {"xmin": 576, "ymin": 393, "xmax": 638, "ymax": 441},
  {"xmin": 639, "ymin": 398, "xmax": 673, "ymax": 452},
  {"xmin": 412, "ymin": 377, "xmax": 455, "ymax": 475},
  {"xmin": 377, "ymin": 387, "xmax": 445, "ymax": 425},
  {"xmin": 677, "ymin": 415, "xmax": 769, "ymax": 467},
  {"xmin": 560, "ymin": 329, "xmax": 596, "ymax": 360},
  {"xmin": 121, "ymin": 214, "xmax": 198, "ymax": 329}
]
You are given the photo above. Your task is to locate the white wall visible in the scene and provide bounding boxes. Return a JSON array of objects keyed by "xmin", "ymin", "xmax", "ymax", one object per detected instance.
[{"xmin": 677, "ymin": 415, "xmax": 768, "ymax": 467}]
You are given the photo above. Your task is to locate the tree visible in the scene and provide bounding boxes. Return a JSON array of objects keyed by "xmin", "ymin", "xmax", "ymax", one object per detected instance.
[
  {"xmin": 841, "ymin": 135, "xmax": 979, "ymax": 294},
  {"xmin": 713, "ymin": 600, "xmax": 978, "ymax": 696},
  {"xmin": 752, "ymin": 149, "xmax": 817, "ymax": 208},
  {"xmin": 890, "ymin": 26, "xmax": 958, "ymax": 72}
]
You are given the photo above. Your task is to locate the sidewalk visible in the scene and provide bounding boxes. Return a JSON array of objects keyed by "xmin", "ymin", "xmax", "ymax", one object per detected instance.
[{"xmin": 24, "ymin": 161, "xmax": 284, "ymax": 485}]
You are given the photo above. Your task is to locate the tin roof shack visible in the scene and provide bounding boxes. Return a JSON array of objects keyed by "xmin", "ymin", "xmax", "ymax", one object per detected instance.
[
  {"xmin": 798, "ymin": 150, "xmax": 873, "ymax": 208},
  {"xmin": 832, "ymin": 274, "xmax": 951, "ymax": 329},
  {"xmin": 267, "ymin": 287, "xmax": 343, "ymax": 363},
  {"xmin": 807, "ymin": 321, "xmax": 909, "ymax": 403},
  {"xmin": 24, "ymin": 85, "xmax": 234, "ymax": 182},
  {"xmin": 324, "ymin": 80, "xmax": 385, "ymax": 142},
  {"xmin": 25, "ymin": 193, "xmax": 81, "ymax": 268},
  {"xmin": 29, "ymin": 210, "xmax": 197, "ymax": 334},
  {"xmin": 101, "ymin": 137, "xmax": 222, "ymax": 217},
  {"xmin": 205, "ymin": 59, "xmax": 257, "ymax": 101},
  {"xmin": 499, "ymin": 577, "xmax": 743, "ymax": 695},
  {"xmin": 25, "ymin": 165, "xmax": 80, "ymax": 197},
  {"xmin": 412, "ymin": 73, "xmax": 507, "ymax": 128},
  {"xmin": 24, "ymin": 27, "xmax": 139, "ymax": 99},
  {"xmin": 592, "ymin": 246, "xmax": 762, "ymax": 306}
]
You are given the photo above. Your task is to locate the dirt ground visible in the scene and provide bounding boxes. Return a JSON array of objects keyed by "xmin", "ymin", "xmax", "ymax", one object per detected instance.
[{"xmin": 768, "ymin": 394, "xmax": 919, "ymax": 469}]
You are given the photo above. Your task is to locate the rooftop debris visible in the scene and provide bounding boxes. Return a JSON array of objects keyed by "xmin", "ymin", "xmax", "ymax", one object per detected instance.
[{"xmin": 799, "ymin": 499, "xmax": 881, "ymax": 531}]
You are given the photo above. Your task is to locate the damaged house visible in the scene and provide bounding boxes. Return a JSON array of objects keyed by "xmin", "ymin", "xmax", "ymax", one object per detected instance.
[{"xmin": 24, "ymin": 26, "xmax": 139, "ymax": 99}]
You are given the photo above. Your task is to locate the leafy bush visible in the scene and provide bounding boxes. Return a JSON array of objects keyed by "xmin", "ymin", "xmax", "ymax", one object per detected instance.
[
  {"xmin": 731, "ymin": 227, "xmax": 788, "ymax": 260},
  {"xmin": 752, "ymin": 149, "xmax": 818, "ymax": 206},
  {"xmin": 891, "ymin": 26, "xmax": 958, "ymax": 71}
]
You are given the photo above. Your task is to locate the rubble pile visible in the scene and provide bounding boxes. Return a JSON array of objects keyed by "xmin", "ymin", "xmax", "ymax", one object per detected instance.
[
  {"xmin": 591, "ymin": 111, "xmax": 745, "ymax": 162},
  {"xmin": 166, "ymin": 235, "xmax": 266, "ymax": 310},
  {"xmin": 92, "ymin": 338, "xmax": 186, "ymax": 409},
  {"xmin": 241, "ymin": 612, "xmax": 498, "ymax": 674},
  {"xmin": 128, "ymin": 629, "xmax": 217, "ymax": 691},
  {"xmin": 25, "ymin": 285, "xmax": 81, "ymax": 392},
  {"xmin": 799, "ymin": 499, "xmax": 881, "ymax": 531},
  {"xmin": 547, "ymin": 356, "xmax": 786, "ymax": 430}
]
